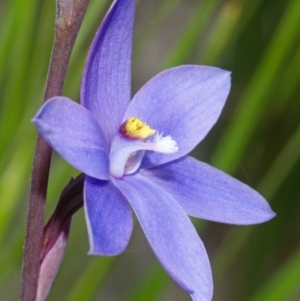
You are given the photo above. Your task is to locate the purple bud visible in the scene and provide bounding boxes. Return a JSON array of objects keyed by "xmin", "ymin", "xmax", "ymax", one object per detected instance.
[
  {"xmin": 36, "ymin": 220, "xmax": 70, "ymax": 301},
  {"xmin": 35, "ymin": 174, "xmax": 84, "ymax": 301}
]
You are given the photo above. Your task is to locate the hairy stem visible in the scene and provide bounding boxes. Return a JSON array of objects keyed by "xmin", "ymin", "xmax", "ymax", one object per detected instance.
[{"xmin": 19, "ymin": 1, "xmax": 90, "ymax": 300}]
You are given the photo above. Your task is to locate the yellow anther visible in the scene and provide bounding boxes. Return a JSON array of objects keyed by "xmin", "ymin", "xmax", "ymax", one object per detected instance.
[{"xmin": 120, "ymin": 117, "xmax": 155, "ymax": 140}]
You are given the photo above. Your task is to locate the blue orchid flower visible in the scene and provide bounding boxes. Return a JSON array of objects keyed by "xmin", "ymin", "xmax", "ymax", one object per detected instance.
[{"xmin": 33, "ymin": 0, "xmax": 275, "ymax": 300}]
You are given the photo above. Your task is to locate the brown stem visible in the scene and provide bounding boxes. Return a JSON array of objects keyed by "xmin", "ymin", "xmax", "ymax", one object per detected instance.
[{"xmin": 19, "ymin": 1, "xmax": 90, "ymax": 300}]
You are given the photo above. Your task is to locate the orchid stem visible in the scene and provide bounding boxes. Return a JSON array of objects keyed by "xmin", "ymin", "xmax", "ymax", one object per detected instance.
[{"xmin": 19, "ymin": 1, "xmax": 90, "ymax": 300}]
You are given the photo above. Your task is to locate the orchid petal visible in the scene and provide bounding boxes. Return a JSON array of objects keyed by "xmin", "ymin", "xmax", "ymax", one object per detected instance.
[
  {"xmin": 109, "ymin": 134, "xmax": 148, "ymax": 178},
  {"xmin": 124, "ymin": 66, "xmax": 231, "ymax": 168},
  {"xmin": 142, "ymin": 156, "xmax": 275, "ymax": 225},
  {"xmin": 113, "ymin": 174, "xmax": 213, "ymax": 301},
  {"xmin": 32, "ymin": 97, "xmax": 109, "ymax": 180},
  {"xmin": 81, "ymin": 0, "xmax": 135, "ymax": 144},
  {"xmin": 109, "ymin": 133, "xmax": 176, "ymax": 178},
  {"xmin": 84, "ymin": 176, "xmax": 133, "ymax": 255}
]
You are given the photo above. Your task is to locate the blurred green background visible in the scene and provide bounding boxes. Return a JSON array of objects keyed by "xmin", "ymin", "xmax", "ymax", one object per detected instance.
[{"xmin": 1, "ymin": 0, "xmax": 300, "ymax": 300}]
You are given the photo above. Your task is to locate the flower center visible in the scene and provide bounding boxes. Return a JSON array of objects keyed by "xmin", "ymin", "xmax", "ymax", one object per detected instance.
[
  {"xmin": 120, "ymin": 117, "xmax": 155, "ymax": 139},
  {"xmin": 109, "ymin": 117, "xmax": 178, "ymax": 178}
]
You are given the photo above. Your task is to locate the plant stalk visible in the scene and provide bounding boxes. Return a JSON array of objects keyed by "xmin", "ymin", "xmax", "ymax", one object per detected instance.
[{"xmin": 19, "ymin": 1, "xmax": 90, "ymax": 300}]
